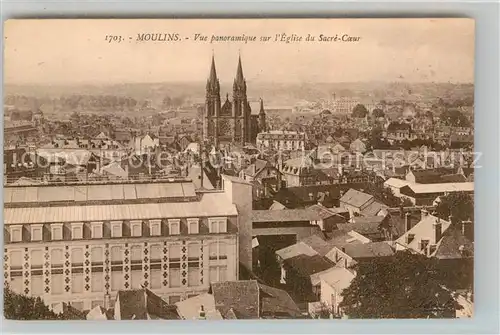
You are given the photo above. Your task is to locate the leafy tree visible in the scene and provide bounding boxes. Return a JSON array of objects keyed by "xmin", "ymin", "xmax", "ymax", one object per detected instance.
[
  {"xmin": 435, "ymin": 192, "xmax": 474, "ymax": 223},
  {"xmin": 439, "ymin": 109, "xmax": 471, "ymax": 127},
  {"xmin": 372, "ymin": 108, "xmax": 385, "ymax": 118},
  {"xmin": 340, "ymin": 251, "xmax": 462, "ymax": 318},
  {"xmin": 4, "ymin": 286, "xmax": 86, "ymax": 320},
  {"xmin": 352, "ymin": 104, "xmax": 368, "ymax": 118},
  {"xmin": 364, "ymin": 183, "xmax": 401, "ymax": 207}
]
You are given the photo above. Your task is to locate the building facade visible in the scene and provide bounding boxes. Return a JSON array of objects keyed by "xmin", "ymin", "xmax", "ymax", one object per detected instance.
[
  {"xmin": 203, "ymin": 55, "xmax": 265, "ymax": 146},
  {"xmin": 256, "ymin": 130, "xmax": 306, "ymax": 152},
  {"xmin": 4, "ymin": 179, "xmax": 250, "ymax": 311}
]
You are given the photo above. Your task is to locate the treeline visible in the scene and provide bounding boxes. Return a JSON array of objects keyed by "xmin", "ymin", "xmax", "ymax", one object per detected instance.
[{"xmin": 60, "ymin": 95, "xmax": 138, "ymax": 109}]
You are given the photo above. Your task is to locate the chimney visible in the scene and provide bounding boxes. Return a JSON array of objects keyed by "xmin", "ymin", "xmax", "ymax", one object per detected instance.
[
  {"xmin": 399, "ymin": 205, "xmax": 404, "ymax": 218},
  {"xmin": 199, "ymin": 305, "xmax": 206, "ymax": 320},
  {"xmin": 405, "ymin": 212, "xmax": 412, "ymax": 232},
  {"xmin": 104, "ymin": 294, "xmax": 111, "ymax": 310},
  {"xmin": 421, "ymin": 208, "xmax": 428, "ymax": 220},
  {"xmin": 461, "ymin": 220, "xmax": 474, "ymax": 241},
  {"xmin": 433, "ymin": 218, "xmax": 442, "ymax": 244}
]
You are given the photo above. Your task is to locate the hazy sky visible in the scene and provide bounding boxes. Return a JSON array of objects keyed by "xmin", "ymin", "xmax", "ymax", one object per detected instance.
[{"xmin": 4, "ymin": 19, "xmax": 474, "ymax": 84}]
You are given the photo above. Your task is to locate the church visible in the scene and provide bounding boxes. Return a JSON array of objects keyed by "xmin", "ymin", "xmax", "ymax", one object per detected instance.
[{"xmin": 203, "ymin": 55, "xmax": 266, "ymax": 146}]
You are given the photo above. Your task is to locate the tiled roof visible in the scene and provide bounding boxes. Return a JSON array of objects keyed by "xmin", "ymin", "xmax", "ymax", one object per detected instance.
[
  {"xmin": 285, "ymin": 254, "xmax": 335, "ymax": 277},
  {"xmin": 310, "ymin": 266, "xmax": 356, "ymax": 288},
  {"xmin": 307, "ymin": 204, "xmax": 343, "ymax": 219},
  {"xmin": 343, "ymin": 241, "xmax": 395, "ymax": 259},
  {"xmin": 403, "ymin": 182, "xmax": 474, "ymax": 195},
  {"xmin": 360, "ymin": 201, "xmax": 388, "ymax": 217},
  {"xmin": 299, "ymin": 234, "xmax": 335, "ymax": 256},
  {"xmin": 440, "ymin": 174, "xmax": 467, "ymax": 183},
  {"xmin": 258, "ymin": 283, "xmax": 302, "ymax": 318},
  {"xmin": 339, "ymin": 188, "xmax": 374, "ymax": 209},
  {"xmin": 434, "ymin": 227, "xmax": 474, "ymax": 259},
  {"xmin": 115, "ymin": 289, "xmax": 180, "ymax": 320},
  {"xmin": 251, "ymin": 209, "xmax": 321, "ymax": 223},
  {"xmin": 276, "ymin": 242, "xmax": 318, "ymax": 260},
  {"xmin": 395, "ymin": 214, "xmax": 452, "ymax": 253},
  {"xmin": 210, "ymin": 280, "xmax": 260, "ymax": 319},
  {"xmin": 175, "ymin": 293, "xmax": 223, "ymax": 320}
]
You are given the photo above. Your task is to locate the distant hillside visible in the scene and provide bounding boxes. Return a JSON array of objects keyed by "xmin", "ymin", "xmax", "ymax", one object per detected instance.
[{"xmin": 5, "ymin": 81, "xmax": 474, "ymax": 108}]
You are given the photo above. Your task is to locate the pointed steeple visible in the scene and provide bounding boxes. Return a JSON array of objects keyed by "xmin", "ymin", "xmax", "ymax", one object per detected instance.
[
  {"xmin": 259, "ymin": 98, "xmax": 265, "ymax": 115},
  {"xmin": 206, "ymin": 54, "xmax": 220, "ymax": 93},
  {"xmin": 236, "ymin": 53, "xmax": 244, "ymax": 83}
]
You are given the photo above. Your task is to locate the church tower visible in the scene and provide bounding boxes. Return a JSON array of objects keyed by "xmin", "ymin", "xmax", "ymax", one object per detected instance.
[
  {"xmin": 232, "ymin": 55, "xmax": 250, "ymax": 145},
  {"xmin": 258, "ymin": 98, "xmax": 267, "ymax": 132},
  {"xmin": 204, "ymin": 55, "xmax": 221, "ymax": 146}
]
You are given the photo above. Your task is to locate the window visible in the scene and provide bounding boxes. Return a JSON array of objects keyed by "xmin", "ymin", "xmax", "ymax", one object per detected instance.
[
  {"xmin": 209, "ymin": 265, "xmax": 227, "ymax": 283},
  {"xmin": 31, "ymin": 225, "xmax": 43, "ymax": 241},
  {"xmin": 71, "ymin": 248, "xmax": 84, "ymax": 293},
  {"xmin": 91, "ymin": 222, "xmax": 103, "ymax": 239},
  {"xmin": 51, "ymin": 224, "xmax": 63, "ymax": 241},
  {"xmin": 91, "ymin": 246, "xmax": 104, "ymax": 292},
  {"xmin": 110, "ymin": 246, "xmax": 122, "ymax": 266},
  {"xmin": 10, "ymin": 225, "xmax": 22, "ymax": 242},
  {"xmin": 168, "ymin": 219, "xmax": 180, "ymax": 235},
  {"xmin": 50, "ymin": 248, "xmax": 64, "ymax": 295},
  {"xmin": 209, "ymin": 241, "xmax": 227, "ymax": 260},
  {"xmin": 169, "ymin": 244, "xmax": 181, "ymax": 288},
  {"xmin": 149, "ymin": 220, "xmax": 161, "ymax": 236},
  {"xmin": 131, "ymin": 221, "xmax": 142, "ymax": 237},
  {"xmin": 9, "ymin": 250, "xmax": 23, "ymax": 293},
  {"xmin": 111, "ymin": 271, "xmax": 122, "ymax": 291},
  {"xmin": 406, "ymin": 234, "xmax": 415, "ymax": 244},
  {"xmin": 187, "ymin": 243, "xmax": 200, "ymax": 287},
  {"xmin": 31, "ymin": 275, "xmax": 43, "ymax": 296},
  {"xmin": 111, "ymin": 221, "xmax": 122, "ymax": 238},
  {"xmin": 71, "ymin": 223, "xmax": 83, "ymax": 240},
  {"xmin": 208, "ymin": 218, "xmax": 227, "ymax": 234},
  {"xmin": 187, "ymin": 218, "xmax": 199, "ymax": 234},
  {"xmin": 150, "ymin": 244, "xmax": 162, "ymax": 289},
  {"xmin": 131, "ymin": 270, "xmax": 142, "ymax": 289}
]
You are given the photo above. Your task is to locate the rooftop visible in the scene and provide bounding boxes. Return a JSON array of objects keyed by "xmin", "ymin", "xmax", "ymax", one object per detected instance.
[{"xmin": 252, "ymin": 209, "xmax": 321, "ymax": 223}]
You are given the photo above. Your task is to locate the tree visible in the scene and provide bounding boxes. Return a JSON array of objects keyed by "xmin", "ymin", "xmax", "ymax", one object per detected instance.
[
  {"xmin": 364, "ymin": 183, "xmax": 401, "ymax": 207},
  {"xmin": 435, "ymin": 192, "xmax": 474, "ymax": 223},
  {"xmin": 4, "ymin": 286, "xmax": 86, "ymax": 320},
  {"xmin": 340, "ymin": 251, "xmax": 462, "ymax": 318},
  {"xmin": 372, "ymin": 108, "xmax": 385, "ymax": 118},
  {"xmin": 439, "ymin": 109, "xmax": 471, "ymax": 127},
  {"xmin": 352, "ymin": 104, "xmax": 368, "ymax": 118}
]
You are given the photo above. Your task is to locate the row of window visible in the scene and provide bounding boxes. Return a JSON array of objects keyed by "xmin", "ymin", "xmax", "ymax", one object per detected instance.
[
  {"xmin": 8, "ymin": 217, "xmax": 228, "ymax": 243},
  {"xmin": 8, "ymin": 266, "xmax": 229, "ymax": 297}
]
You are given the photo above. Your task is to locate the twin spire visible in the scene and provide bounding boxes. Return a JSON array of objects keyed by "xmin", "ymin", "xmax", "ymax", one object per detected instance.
[{"xmin": 206, "ymin": 54, "xmax": 246, "ymax": 93}]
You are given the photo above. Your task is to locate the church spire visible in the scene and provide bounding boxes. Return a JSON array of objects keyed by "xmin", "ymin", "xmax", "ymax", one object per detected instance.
[
  {"xmin": 207, "ymin": 54, "xmax": 220, "ymax": 93},
  {"xmin": 259, "ymin": 98, "xmax": 265, "ymax": 115},
  {"xmin": 236, "ymin": 53, "xmax": 244, "ymax": 83}
]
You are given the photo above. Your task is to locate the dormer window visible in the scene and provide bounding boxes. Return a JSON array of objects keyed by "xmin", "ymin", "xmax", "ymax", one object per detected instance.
[
  {"xmin": 208, "ymin": 217, "xmax": 227, "ymax": 234},
  {"xmin": 10, "ymin": 225, "xmax": 22, "ymax": 242},
  {"xmin": 91, "ymin": 222, "xmax": 103, "ymax": 239},
  {"xmin": 111, "ymin": 221, "xmax": 122, "ymax": 238},
  {"xmin": 149, "ymin": 220, "xmax": 161, "ymax": 236},
  {"xmin": 31, "ymin": 224, "xmax": 43, "ymax": 241},
  {"xmin": 406, "ymin": 234, "xmax": 415, "ymax": 244},
  {"xmin": 168, "ymin": 219, "xmax": 180, "ymax": 235},
  {"xmin": 187, "ymin": 218, "xmax": 199, "ymax": 234},
  {"xmin": 51, "ymin": 223, "xmax": 63, "ymax": 241},
  {"xmin": 130, "ymin": 220, "xmax": 142, "ymax": 237},
  {"xmin": 71, "ymin": 223, "xmax": 83, "ymax": 240}
]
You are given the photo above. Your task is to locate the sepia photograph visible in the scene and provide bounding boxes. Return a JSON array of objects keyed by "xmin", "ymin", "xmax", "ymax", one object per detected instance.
[{"xmin": 3, "ymin": 18, "xmax": 474, "ymax": 320}]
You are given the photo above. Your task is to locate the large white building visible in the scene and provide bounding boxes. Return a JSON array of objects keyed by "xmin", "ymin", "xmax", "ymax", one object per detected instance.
[
  {"xmin": 256, "ymin": 130, "xmax": 306, "ymax": 152},
  {"xmin": 4, "ymin": 176, "xmax": 252, "ymax": 311}
]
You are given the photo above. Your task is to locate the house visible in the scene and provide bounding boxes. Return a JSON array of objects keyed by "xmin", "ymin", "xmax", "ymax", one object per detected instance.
[
  {"xmin": 398, "ymin": 182, "xmax": 474, "ymax": 205},
  {"xmin": 307, "ymin": 204, "xmax": 349, "ymax": 232},
  {"xmin": 114, "ymin": 289, "xmax": 181, "ymax": 320},
  {"xmin": 208, "ymin": 280, "xmax": 301, "ymax": 319},
  {"xmin": 325, "ymin": 241, "xmax": 395, "ymax": 269},
  {"xmin": 339, "ymin": 188, "xmax": 375, "ymax": 218},
  {"xmin": 272, "ymin": 184, "xmax": 341, "ymax": 209},
  {"xmin": 385, "ymin": 122, "xmax": 415, "ymax": 141},
  {"xmin": 349, "ymin": 139, "xmax": 366, "ymax": 153},
  {"xmin": 406, "ymin": 169, "xmax": 442, "ymax": 184},
  {"xmin": 175, "ymin": 293, "xmax": 223, "ymax": 320},
  {"xmin": 310, "ymin": 267, "xmax": 356, "ymax": 317},
  {"xmin": 337, "ymin": 215, "xmax": 392, "ymax": 241},
  {"xmin": 239, "ymin": 158, "xmax": 282, "ymax": 199},
  {"xmin": 281, "ymin": 156, "xmax": 332, "ymax": 187},
  {"xmin": 384, "ymin": 177, "xmax": 413, "ymax": 197},
  {"xmin": 276, "ymin": 242, "xmax": 335, "ymax": 302}
]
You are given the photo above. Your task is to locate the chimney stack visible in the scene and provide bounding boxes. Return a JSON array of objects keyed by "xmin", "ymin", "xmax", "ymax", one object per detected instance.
[
  {"xmin": 405, "ymin": 212, "xmax": 412, "ymax": 232},
  {"xmin": 198, "ymin": 305, "xmax": 206, "ymax": 320},
  {"xmin": 433, "ymin": 218, "xmax": 442, "ymax": 244},
  {"xmin": 421, "ymin": 208, "xmax": 428, "ymax": 220}
]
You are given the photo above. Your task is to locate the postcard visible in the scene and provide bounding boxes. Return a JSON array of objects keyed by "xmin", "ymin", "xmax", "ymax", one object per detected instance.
[{"xmin": 3, "ymin": 18, "xmax": 474, "ymax": 320}]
